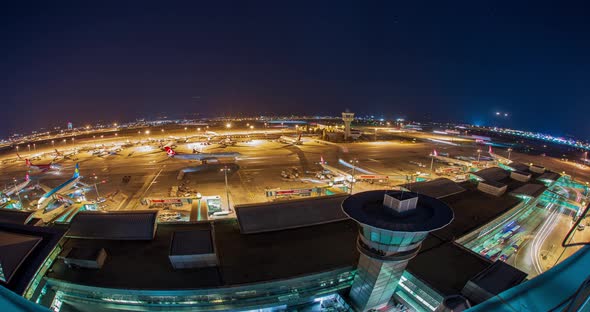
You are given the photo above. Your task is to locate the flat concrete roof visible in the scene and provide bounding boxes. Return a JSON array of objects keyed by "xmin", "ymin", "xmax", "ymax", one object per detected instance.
[
  {"xmin": 45, "ymin": 188, "xmax": 523, "ymax": 295},
  {"xmin": 0, "ymin": 222, "xmax": 64, "ymax": 295},
  {"xmin": 0, "ymin": 231, "xmax": 42, "ymax": 283},
  {"xmin": 401, "ymin": 178, "xmax": 466, "ymax": 199},
  {"xmin": 508, "ymin": 163, "xmax": 530, "ymax": 172},
  {"xmin": 479, "ymin": 180, "xmax": 506, "ymax": 188},
  {"xmin": 235, "ymin": 194, "xmax": 349, "ymax": 234},
  {"xmin": 46, "ymin": 219, "xmax": 359, "ymax": 289},
  {"xmin": 466, "ymin": 260, "xmax": 527, "ymax": 297},
  {"xmin": 342, "ymin": 191, "xmax": 454, "ymax": 232},
  {"xmin": 538, "ymin": 172, "xmax": 560, "ymax": 181},
  {"xmin": 0, "ymin": 209, "xmax": 33, "ymax": 225},
  {"xmin": 472, "ymin": 167, "xmax": 510, "ymax": 182},
  {"xmin": 407, "ymin": 241, "xmax": 491, "ymax": 296},
  {"xmin": 67, "ymin": 210, "xmax": 157, "ymax": 240},
  {"xmin": 170, "ymin": 229, "xmax": 213, "ymax": 255},
  {"xmin": 435, "ymin": 183, "xmax": 521, "ymax": 241},
  {"xmin": 511, "ymin": 183, "xmax": 546, "ymax": 198}
]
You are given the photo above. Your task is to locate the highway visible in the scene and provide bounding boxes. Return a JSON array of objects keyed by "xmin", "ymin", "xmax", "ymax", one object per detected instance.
[{"xmin": 460, "ymin": 177, "xmax": 588, "ymax": 277}]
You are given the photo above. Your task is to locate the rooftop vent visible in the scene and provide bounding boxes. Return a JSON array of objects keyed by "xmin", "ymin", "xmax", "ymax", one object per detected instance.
[{"xmin": 384, "ymin": 192, "xmax": 418, "ymax": 213}]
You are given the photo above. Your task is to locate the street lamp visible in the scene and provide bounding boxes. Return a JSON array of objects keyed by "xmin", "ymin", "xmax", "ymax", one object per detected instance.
[
  {"xmin": 477, "ymin": 149, "xmax": 482, "ymax": 162},
  {"xmin": 507, "ymin": 148, "xmax": 513, "ymax": 160},
  {"xmin": 220, "ymin": 166, "xmax": 231, "ymax": 211},
  {"xmin": 226, "ymin": 123, "xmax": 231, "ymax": 129},
  {"xmin": 13, "ymin": 178, "xmax": 22, "ymax": 208},
  {"xmin": 349, "ymin": 159, "xmax": 358, "ymax": 194},
  {"xmin": 145, "ymin": 130, "xmax": 150, "ymax": 135},
  {"xmin": 27, "ymin": 144, "xmax": 30, "ymax": 152},
  {"xmin": 51, "ymin": 140, "xmax": 55, "ymax": 147},
  {"xmin": 250, "ymin": 125, "xmax": 254, "ymax": 130}
]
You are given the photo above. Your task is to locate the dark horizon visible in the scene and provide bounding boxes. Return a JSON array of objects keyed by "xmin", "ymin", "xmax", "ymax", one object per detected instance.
[{"xmin": 2, "ymin": 1, "xmax": 590, "ymax": 139}]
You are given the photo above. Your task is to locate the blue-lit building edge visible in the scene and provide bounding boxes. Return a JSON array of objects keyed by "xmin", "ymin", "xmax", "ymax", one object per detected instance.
[
  {"xmin": 13, "ymin": 267, "xmax": 443, "ymax": 312},
  {"xmin": 38, "ymin": 268, "xmax": 356, "ymax": 311},
  {"xmin": 467, "ymin": 245, "xmax": 590, "ymax": 312}
]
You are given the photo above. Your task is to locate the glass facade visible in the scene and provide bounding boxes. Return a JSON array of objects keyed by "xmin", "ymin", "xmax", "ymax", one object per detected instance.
[
  {"xmin": 362, "ymin": 227, "xmax": 427, "ymax": 248},
  {"xmin": 39, "ymin": 268, "xmax": 355, "ymax": 311}
]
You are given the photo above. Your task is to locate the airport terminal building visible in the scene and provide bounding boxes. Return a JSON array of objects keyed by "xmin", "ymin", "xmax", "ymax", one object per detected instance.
[{"xmin": 1, "ymin": 166, "xmax": 589, "ymax": 311}]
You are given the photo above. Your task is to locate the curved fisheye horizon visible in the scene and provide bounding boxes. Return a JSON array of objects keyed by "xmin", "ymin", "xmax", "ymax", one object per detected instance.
[{"xmin": 1, "ymin": 2, "xmax": 590, "ymax": 312}]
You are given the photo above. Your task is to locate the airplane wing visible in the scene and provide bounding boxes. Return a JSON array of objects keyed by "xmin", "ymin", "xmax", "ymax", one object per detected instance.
[{"xmin": 37, "ymin": 184, "xmax": 53, "ymax": 193}]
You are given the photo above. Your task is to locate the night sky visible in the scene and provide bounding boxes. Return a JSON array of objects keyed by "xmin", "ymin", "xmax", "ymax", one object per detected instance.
[{"xmin": 1, "ymin": 1, "xmax": 589, "ymax": 138}]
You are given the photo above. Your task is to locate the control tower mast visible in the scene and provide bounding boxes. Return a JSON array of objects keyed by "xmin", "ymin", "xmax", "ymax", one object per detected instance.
[{"xmin": 342, "ymin": 190, "xmax": 454, "ymax": 311}]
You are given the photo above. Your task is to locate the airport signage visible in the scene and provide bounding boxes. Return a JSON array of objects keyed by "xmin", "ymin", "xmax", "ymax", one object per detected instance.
[
  {"xmin": 149, "ymin": 198, "xmax": 183, "ymax": 204},
  {"xmin": 357, "ymin": 175, "xmax": 389, "ymax": 180},
  {"xmin": 275, "ymin": 188, "xmax": 314, "ymax": 195}
]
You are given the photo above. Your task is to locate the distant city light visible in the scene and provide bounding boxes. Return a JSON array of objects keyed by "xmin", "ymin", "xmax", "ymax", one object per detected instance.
[{"xmin": 226, "ymin": 123, "xmax": 231, "ymax": 129}]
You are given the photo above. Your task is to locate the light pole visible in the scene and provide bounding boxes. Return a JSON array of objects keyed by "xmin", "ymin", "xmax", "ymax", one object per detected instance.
[
  {"xmin": 507, "ymin": 148, "xmax": 513, "ymax": 160},
  {"xmin": 430, "ymin": 152, "xmax": 435, "ymax": 172},
  {"xmin": 33, "ymin": 143, "xmax": 36, "ymax": 151},
  {"xmin": 94, "ymin": 176, "xmax": 101, "ymax": 198},
  {"xmin": 12, "ymin": 178, "xmax": 23, "ymax": 209},
  {"xmin": 221, "ymin": 166, "xmax": 231, "ymax": 211},
  {"xmin": 477, "ymin": 149, "xmax": 482, "ymax": 162},
  {"xmin": 27, "ymin": 144, "xmax": 31, "ymax": 152},
  {"xmin": 51, "ymin": 140, "xmax": 55, "ymax": 147},
  {"xmin": 349, "ymin": 159, "xmax": 358, "ymax": 194}
]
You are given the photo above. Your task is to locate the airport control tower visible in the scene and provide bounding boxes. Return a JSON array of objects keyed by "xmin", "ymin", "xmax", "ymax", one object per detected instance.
[
  {"xmin": 342, "ymin": 111, "xmax": 355, "ymax": 141},
  {"xmin": 342, "ymin": 190, "xmax": 454, "ymax": 311}
]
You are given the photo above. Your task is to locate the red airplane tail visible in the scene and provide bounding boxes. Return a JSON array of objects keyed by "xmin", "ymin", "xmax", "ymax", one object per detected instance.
[
  {"xmin": 164, "ymin": 146, "xmax": 175, "ymax": 156},
  {"xmin": 433, "ymin": 149, "xmax": 438, "ymax": 157},
  {"xmin": 25, "ymin": 159, "xmax": 31, "ymax": 167},
  {"xmin": 25, "ymin": 173, "xmax": 30, "ymax": 181},
  {"xmin": 488, "ymin": 145, "xmax": 493, "ymax": 154}
]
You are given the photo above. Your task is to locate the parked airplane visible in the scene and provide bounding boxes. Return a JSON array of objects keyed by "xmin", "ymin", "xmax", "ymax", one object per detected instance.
[
  {"xmin": 3, "ymin": 174, "xmax": 31, "ymax": 196},
  {"xmin": 431, "ymin": 149, "xmax": 472, "ymax": 167},
  {"xmin": 37, "ymin": 163, "xmax": 81, "ymax": 210},
  {"xmin": 164, "ymin": 147, "xmax": 240, "ymax": 161},
  {"xmin": 279, "ymin": 134, "xmax": 302, "ymax": 145},
  {"xmin": 488, "ymin": 146, "xmax": 513, "ymax": 164},
  {"xmin": 25, "ymin": 159, "xmax": 61, "ymax": 172},
  {"xmin": 319, "ymin": 156, "xmax": 354, "ymax": 182}
]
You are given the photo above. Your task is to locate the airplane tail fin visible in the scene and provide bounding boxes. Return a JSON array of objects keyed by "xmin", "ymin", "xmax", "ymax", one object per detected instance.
[
  {"xmin": 165, "ymin": 146, "xmax": 175, "ymax": 156},
  {"xmin": 25, "ymin": 159, "xmax": 31, "ymax": 166},
  {"xmin": 488, "ymin": 145, "xmax": 493, "ymax": 154},
  {"xmin": 320, "ymin": 155, "xmax": 325, "ymax": 165},
  {"xmin": 433, "ymin": 149, "xmax": 438, "ymax": 157},
  {"xmin": 25, "ymin": 173, "xmax": 30, "ymax": 181},
  {"xmin": 73, "ymin": 163, "xmax": 80, "ymax": 178}
]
